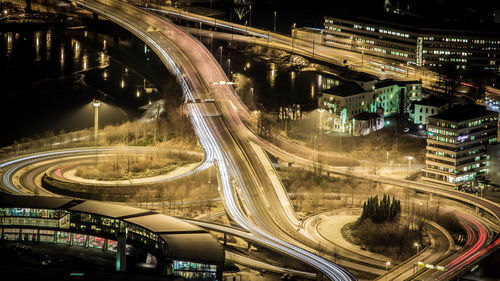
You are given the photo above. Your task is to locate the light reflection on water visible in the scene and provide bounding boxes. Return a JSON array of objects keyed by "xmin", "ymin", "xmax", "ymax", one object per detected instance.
[{"xmin": 0, "ymin": 28, "xmax": 163, "ymax": 147}]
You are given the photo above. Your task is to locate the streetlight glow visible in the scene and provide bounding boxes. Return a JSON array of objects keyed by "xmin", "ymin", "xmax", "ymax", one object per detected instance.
[{"xmin": 92, "ymin": 99, "xmax": 101, "ymax": 144}]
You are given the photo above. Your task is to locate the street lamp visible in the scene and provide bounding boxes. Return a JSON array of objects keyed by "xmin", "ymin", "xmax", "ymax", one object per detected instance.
[
  {"xmin": 227, "ymin": 58, "xmax": 231, "ymax": 75},
  {"xmin": 210, "ymin": 34, "xmax": 213, "ymax": 54},
  {"xmin": 219, "ymin": 46, "xmax": 223, "ymax": 66},
  {"xmin": 407, "ymin": 156, "xmax": 414, "ymax": 176},
  {"xmin": 414, "ymin": 242, "xmax": 419, "ymax": 254},
  {"xmin": 318, "ymin": 109, "xmax": 325, "ymax": 133},
  {"xmin": 92, "ymin": 99, "xmax": 101, "ymax": 144},
  {"xmin": 273, "ymin": 11, "xmax": 277, "ymax": 33},
  {"xmin": 385, "ymin": 261, "xmax": 391, "ymax": 280}
]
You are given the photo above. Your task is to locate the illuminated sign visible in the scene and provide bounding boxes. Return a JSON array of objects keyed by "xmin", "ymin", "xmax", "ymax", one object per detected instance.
[
  {"xmin": 457, "ymin": 135, "xmax": 469, "ymax": 141},
  {"xmin": 428, "ymin": 132, "xmax": 435, "ymax": 136},
  {"xmin": 417, "ymin": 262, "xmax": 446, "ymax": 271}
]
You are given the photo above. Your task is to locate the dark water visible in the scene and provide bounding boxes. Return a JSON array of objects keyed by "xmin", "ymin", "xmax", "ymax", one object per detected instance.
[
  {"xmin": 0, "ymin": 11, "xmax": 336, "ymax": 147},
  {"xmin": 0, "ymin": 22, "xmax": 177, "ymax": 147},
  {"xmin": 202, "ymin": 38, "xmax": 341, "ymax": 112}
]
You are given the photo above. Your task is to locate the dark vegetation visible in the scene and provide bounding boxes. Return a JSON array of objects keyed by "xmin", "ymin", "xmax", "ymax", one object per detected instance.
[
  {"xmin": 360, "ymin": 194, "xmax": 401, "ymax": 223},
  {"xmin": 347, "ymin": 195, "xmax": 422, "ymax": 262}
]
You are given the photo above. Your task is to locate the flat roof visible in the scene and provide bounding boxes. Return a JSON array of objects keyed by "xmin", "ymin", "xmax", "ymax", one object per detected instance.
[
  {"xmin": 126, "ymin": 214, "xmax": 203, "ymax": 233},
  {"xmin": 414, "ymin": 96, "xmax": 448, "ymax": 107},
  {"xmin": 322, "ymin": 81, "xmax": 366, "ymax": 97},
  {"xmin": 430, "ymin": 104, "xmax": 496, "ymax": 122},
  {"xmin": 325, "ymin": 15, "xmax": 500, "ymax": 36},
  {"xmin": 160, "ymin": 233, "xmax": 224, "ymax": 264},
  {"xmin": 0, "ymin": 196, "xmax": 73, "ymax": 210},
  {"xmin": 0, "ymin": 195, "xmax": 224, "ymax": 265},
  {"xmin": 374, "ymin": 79, "xmax": 421, "ymax": 89},
  {"xmin": 69, "ymin": 201, "xmax": 146, "ymax": 219}
]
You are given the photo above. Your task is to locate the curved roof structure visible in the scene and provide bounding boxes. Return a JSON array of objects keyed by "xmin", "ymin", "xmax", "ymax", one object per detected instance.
[{"xmin": 0, "ymin": 195, "xmax": 224, "ymax": 266}]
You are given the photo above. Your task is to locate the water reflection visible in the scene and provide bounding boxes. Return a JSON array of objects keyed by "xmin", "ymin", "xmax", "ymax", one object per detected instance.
[
  {"xmin": 82, "ymin": 54, "xmax": 88, "ymax": 70},
  {"xmin": 60, "ymin": 45, "xmax": 64, "ymax": 68},
  {"xmin": 0, "ymin": 27, "xmax": 169, "ymax": 147},
  {"xmin": 35, "ymin": 31, "xmax": 41, "ymax": 60},
  {"xmin": 46, "ymin": 30, "xmax": 51, "ymax": 60},
  {"xmin": 6, "ymin": 32, "xmax": 12, "ymax": 55}
]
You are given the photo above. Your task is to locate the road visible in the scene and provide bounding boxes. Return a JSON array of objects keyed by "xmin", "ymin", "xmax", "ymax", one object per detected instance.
[
  {"xmin": 67, "ymin": 0, "xmax": 359, "ymax": 280},
  {"xmin": 2, "ymin": 1, "xmax": 499, "ymax": 279}
]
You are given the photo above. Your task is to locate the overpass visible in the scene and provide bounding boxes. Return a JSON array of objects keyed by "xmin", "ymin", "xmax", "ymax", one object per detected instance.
[{"xmin": 67, "ymin": 0, "xmax": 358, "ymax": 280}]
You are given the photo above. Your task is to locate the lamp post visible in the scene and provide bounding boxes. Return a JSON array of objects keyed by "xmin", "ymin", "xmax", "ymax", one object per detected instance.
[
  {"xmin": 219, "ymin": 46, "xmax": 222, "ymax": 65},
  {"xmin": 210, "ymin": 34, "xmax": 213, "ymax": 54},
  {"xmin": 318, "ymin": 109, "xmax": 325, "ymax": 134},
  {"xmin": 227, "ymin": 58, "xmax": 231, "ymax": 75},
  {"xmin": 414, "ymin": 242, "xmax": 419, "ymax": 254},
  {"xmin": 92, "ymin": 99, "xmax": 101, "ymax": 144},
  {"xmin": 385, "ymin": 261, "xmax": 391, "ymax": 281},
  {"xmin": 407, "ymin": 156, "xmax": 414, "ymax": 176},
  {"xmin": 273, "ymin": 11, "xmax": 277, "ymax": 33}
]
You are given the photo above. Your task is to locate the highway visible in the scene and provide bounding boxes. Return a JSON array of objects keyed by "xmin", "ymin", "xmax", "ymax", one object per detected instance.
[
  {"xmin": 145, "ymin": 4, "xmax": 500, "ymax": 97},
  {"xmin": 2, "ymin": 1, "xmax": 499, "ymax": 280},
  {"xmin": 68, "ymin": 0, "xmax": 357, "ymax": 280}
]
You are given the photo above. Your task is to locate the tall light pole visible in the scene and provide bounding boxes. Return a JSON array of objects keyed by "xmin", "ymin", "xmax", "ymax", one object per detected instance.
[
  {"xmin": 414, "ymin": 242, "xmax": 419, "ymax": 254},
  {"xmin": 249, "ymin": 5, "xmax": 252, "ymax": 26},
  {"xmin": 92, "ymin": 99, "xmax": 101, "ymax": 144},
  {"xmin": 273, "ymin": 11, "xmax": 277, "ymax": 33},
  {"xmin": 385, "ymin": 261, "xmax": 391, "ymax": 281},
  {"xmin": 227, "ymin": 58, "xmax": 231, "ymax": 75},
  {"xmin": 407, "ymin": 156, "xmax": 414, "ymax": 176},
  {"xmin": 318, "ymin": 109, "xmax": 325, "ymax": 133},
  {"xmin": 210, "ymin": 34, "xmax": 213, "ymax": 54},
  {"xmin": 219, "ymin": 46, "xmax": 222, "ymax": 65}
]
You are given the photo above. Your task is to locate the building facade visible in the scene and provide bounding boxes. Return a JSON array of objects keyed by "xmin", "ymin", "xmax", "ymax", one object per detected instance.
[
  {"xmin": 318, "ymin": 81, "xmax": 373, "ymax": 133},
  {"xmin": 422, "ymin": 105, "xmax": 498, "ymax": 189},
  {"xmin": 412, "ymin": 96, "xmax": 448, "ymax": 126},
  {"xmin": 0, "ymin": 196, "xmax": 224, "ymax": 280},
  {"xmin": 372, "ymin": 79, "xmax": 422, "ymax": 116},
  {"xmin": 487, "ymin": 144, "xmax": 500, "ymax": 187},
  {"xmin": 323, "ymin": 17, "xmax": 500, "ymax": 72}
]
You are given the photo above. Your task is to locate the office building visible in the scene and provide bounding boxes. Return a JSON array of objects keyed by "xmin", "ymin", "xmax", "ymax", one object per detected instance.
[
  {"xmin": 323, "ymin": 17, "xmax": 500, "ymax": 72},
  {"xmin": 422, "ymin": 105, "xmax": 498, "ymax": 189}
]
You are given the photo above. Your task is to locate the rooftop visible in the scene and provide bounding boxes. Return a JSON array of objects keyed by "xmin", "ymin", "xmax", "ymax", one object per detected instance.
[
  {"xmin": 414, "ymin": 96, "xmax": 448, "ymax": 107},
  {"xmin": 430, "ymin": 104, "xmax": 497, "ymax": 123},
  {"xmin": 374, "ymin": 79, "xmax": 421, "ymax": 89},
  {"xmin": 325, "ymin": 15, "xmax": 500, "ymax": 36},
  {"xmin": 322, "ymin": 81, "xmax": 366, "ymax": 97},
  {"xmin": 0, "ymin": 195, "xmax": 224, "ymax": 265}
]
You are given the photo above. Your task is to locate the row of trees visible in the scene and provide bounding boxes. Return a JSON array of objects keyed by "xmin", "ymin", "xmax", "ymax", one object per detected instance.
[{"xmin": 361, "ymin": 194, "xmax": 401, "ymax": 223}]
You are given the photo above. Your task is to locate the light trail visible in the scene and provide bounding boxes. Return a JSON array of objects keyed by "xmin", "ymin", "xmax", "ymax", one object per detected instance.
[{"xmin": 70, "ymin": 1, "xmax": 358, "ymax": 280}]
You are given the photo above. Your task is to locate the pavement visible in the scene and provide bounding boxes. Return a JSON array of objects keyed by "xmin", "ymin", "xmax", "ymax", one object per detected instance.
[{"xmin": 314, "ymin": 210, "xmax": 390, "ymax": 262}]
